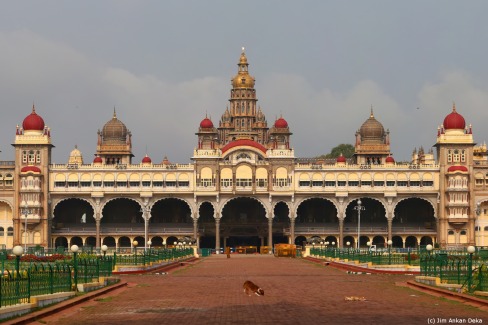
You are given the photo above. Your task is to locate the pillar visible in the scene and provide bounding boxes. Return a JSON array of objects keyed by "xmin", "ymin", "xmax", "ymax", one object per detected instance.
[
  {"xmin": 95, "ymin": 214, "xmax": 101, "ymax": 249},
  {"xmin": 268, "ymin": 216, "xmax": 273, "ymax": 249},
  {"xmin": 215, "ymin": 218, "xmax": 220, "ymax": 253},
  {"xmin": 290, "ymin": 218, "xmax": 295, "ymax": 245},
  {"xmin": 339, "ymin": 218, "xmax": 344, "ymax": 248},
  {"xmin": 387, "ymin": 217, "xmax": 392, "ymax": 243},
  {"xmin": 193, "ymin": 219, "xmax": 199, "ymax": 249}
]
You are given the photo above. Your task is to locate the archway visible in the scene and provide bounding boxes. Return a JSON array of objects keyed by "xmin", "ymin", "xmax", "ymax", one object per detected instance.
[
  {"xmin": 53, "ymin": 198, "xmax": 94, "ymax": 229},
  {"xmin": 392, "ymin": 235, "xmax": 403, "ymax": 248},
  {"xmin": 296, "ymin": 198, "xmax": 338, "ymax": 226},
  {"xmin": 102, "ymin": 237, "xmax": 116, "ymax": 247},
  {"xmin": 345, "ymin": 198, "xmax": 386, "ymax": 247},
  {"xmin": 393, "ymin": 198, "xmax": 435, "ymax": 230},
  {"xmin": 70, "ymin": 236, "xmax": 83, "ymax": 247},
  {"xmin": 343, "ymin": 236, "xmax": 355, "ymax": 248},
  {"xmin": 420, "ymin": 236, "xmax": 433, "ymax": 246},
  {"xmin": 118, "ymin": 236, "xmax": 131, "ymax": 247},
  {"xmin": 295, "ymin": 235, "xmax": 307, "ymax": 247},
  {"xmin": 405, "ymin": 236, "xmax": 418, "ymax": 248},
  {"xmin": 273, "ymin": 202, "xmax": 289, "ymax": 244},
  {"xmin": 198, "ymin": 202, "xmax": 215, "ymax": 249},
  {"xmin": 54, "ymin": 237, "xmax": 68, "ymax": 249},
  {"xmin": 220, "ymin": 197, "xmax": 267, "ymax": 250},
  {"xmin": 151, "ymin": 236, "xmax": 164, "ymax": 247},
  {"xmin": 101, "ymin": 198, "xmax": 142, "ymax": 226},
  {"xmin": 151, "ymin": 198, "xmax": 192, "ymax": 225},
  {"xmin": 86, "ymin": 237, "xmax": 96, "ymax": 247},
  {"xmin": 167, "ymin": 236, "xmax": 179, "ymax": 247}
]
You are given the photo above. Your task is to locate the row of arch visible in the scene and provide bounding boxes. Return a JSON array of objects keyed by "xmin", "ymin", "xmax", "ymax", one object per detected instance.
[
  {"xmin": 54, "ymin": 173, "xmax": 192, "ymax": 183},
  {"xmin": 300, "ymin": 235, "xmax": 434, "ymax": 248}
]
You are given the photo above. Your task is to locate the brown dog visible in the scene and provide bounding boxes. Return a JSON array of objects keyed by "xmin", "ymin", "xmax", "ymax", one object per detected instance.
[{"xmin": 243, "ymin": 280, "xmax": 264, "ymax": 296}]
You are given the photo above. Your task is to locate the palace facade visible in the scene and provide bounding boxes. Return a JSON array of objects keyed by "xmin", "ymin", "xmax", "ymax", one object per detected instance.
[{"xmin": 1, "ymin": 49, "xmax": 488, "ymax": 251}]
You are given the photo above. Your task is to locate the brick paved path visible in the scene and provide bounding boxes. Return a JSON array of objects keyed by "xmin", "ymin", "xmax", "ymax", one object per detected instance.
[{"xmin": 36, "ymin": 255, "xmax": 487, "ymax": 325}]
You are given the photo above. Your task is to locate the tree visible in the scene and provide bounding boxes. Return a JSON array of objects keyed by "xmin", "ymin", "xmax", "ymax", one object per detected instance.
[{"xmin": 317, "ymin": 144, "xmax": 355, "ymax": 159}]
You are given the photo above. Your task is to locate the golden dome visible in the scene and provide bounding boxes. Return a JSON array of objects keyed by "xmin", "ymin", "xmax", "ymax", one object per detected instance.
[
  {"xmin": 359, "ymin": 109, "xmax": 385, "ymax": 142},
  {"xmin": 231, "ymin": 48, "xmax": 255, "ymax": 89},
  {"xmin": 102, "ymin": 109, "xmax": 128, "ymax": 144}
]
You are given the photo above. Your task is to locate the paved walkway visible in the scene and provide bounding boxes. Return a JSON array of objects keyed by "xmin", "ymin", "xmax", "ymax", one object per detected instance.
[{"xmin": 31, "ymin": 255, "xmax": 487, "ymax": 324}]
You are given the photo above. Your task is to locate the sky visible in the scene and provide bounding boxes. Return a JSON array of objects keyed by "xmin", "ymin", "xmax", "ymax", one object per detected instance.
[{"xmin": 1, "ymin": 1, "xmax": 488, "ymax": 164}]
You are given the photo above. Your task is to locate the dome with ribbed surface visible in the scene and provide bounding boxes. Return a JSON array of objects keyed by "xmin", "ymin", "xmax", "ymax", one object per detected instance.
[
  {"xmin": 200, "ymin": 117, "xmax": 214, "ymax": 128},
  {"xmin": 359, "ymin": 110, "xmax": 385, "ymax": 142},
  {"xmin": 231, "ymin": 48, "xmax": 255, "ymax": 89},
  {"xmin": 102, "ymin": 110, "xmax": 128, "ymax": 144},
  {"xmin": 274, "ymin": 117, "xmax": 288, "ymax": 128},
  {"xmin": 142, "ymin": 155, "xmax": 152, "ymax": 163}
]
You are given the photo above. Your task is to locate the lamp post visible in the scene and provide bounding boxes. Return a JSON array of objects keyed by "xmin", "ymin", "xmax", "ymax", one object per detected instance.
[
  {"xmin": 71, "ymin": 245, "xmax": 79, "ymax": 291},
  {"xmin": 346, "ymin": 241, "xmax": 351, "ymax": 257},
  {"xmin": 467, "ymin": 245, "xmax": 476, "ymax": 292},
  {"xmin": 21, "ymin": 207, "xmax": 30, "ymax": 253},
  {"xmin": 475, "ymin": 202, "xmax": 481, "ymax": 246},
  {"xmin": 133, "ymin": 240, "xmax": 138, "ymax": 264},
  {"xmin": 387, "ymin": 239, "xmax": 393, "ymax": 265},
  {"xmin": 101, "ymin": 244, "xmax": 108, "ymax": 259},
  {"xmin": 354, "ymin": 199, "xmax": 365, "ymax": 249},
  {"xmin": 13, "ymin": 246, "xmax": 23, "ymax": 297},
  {"xmin": 147, "ymin": 240, "xmax": 152, "ymax": 251}
]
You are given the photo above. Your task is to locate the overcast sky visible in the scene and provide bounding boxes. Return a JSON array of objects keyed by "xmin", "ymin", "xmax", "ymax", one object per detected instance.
[{"xmin": 1, "ymin": 1, "xmax": 488, "ymax": 164}]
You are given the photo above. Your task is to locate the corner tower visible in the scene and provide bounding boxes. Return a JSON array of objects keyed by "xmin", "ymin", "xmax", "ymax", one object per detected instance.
[
  {"xmin": 435, "ymin": 104, "xmax": 475, "ymax": 247},
  {"xmin": 354, "ymin": 108, "xmax": 391, "ymax": 165},
  {"xmin": 12, "ymin": 105, "xmax": 53, "ymax": 247}
]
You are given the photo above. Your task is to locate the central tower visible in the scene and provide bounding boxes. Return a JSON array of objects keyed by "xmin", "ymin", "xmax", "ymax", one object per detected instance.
[{"xmin": 218, "ymin": 48, "xmax": 269, "ymax": 146}]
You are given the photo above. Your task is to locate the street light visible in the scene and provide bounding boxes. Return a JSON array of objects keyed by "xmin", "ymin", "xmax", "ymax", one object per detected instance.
[
  {"xmin": 467, "ymin": 245, "xmax": 476, "ymax": 292},
  {"xmin": 101, "ymin": 244, "xmax": 108, "ymax": 259},
  {"xmin": 21, "ymin": 207, "xmax": 31, "ymax": 252},
  {"xmin": 354, "ymin": 199, "xmax": 365, "ymax": 249},
  {"xmin": 426, "ymin": 244, "xmax": 433, "ymax": 255},
  {"xmin": 13, "ymin": 245, "xmax": 23, "ymax": 297},
  {"xmin": 147, "ymin": 240, "xmax": 152, "ymax": 250},
  {"xmin": 71, "ymin": 245, "xmax": 79, "ymax": 291}
]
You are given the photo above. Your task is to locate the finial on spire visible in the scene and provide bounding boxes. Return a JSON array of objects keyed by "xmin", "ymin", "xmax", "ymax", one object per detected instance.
[
  {"xmin": 452, "ymin": 101, "xmax": 456, "ymax": 112},
  {"xmin": 242, "ymin": 46, "xmax": 245, "ymax": 53},
  {"xmin": 32, "ymin": 102, "xmax": 36, "ymax": 113},
  {"xmin": 370, "ymin": 105, "xmax": 374, "ymax": 118},
  {"xmin": 113, "ymin": 107, "xmax": 117, "ymax": 118}
]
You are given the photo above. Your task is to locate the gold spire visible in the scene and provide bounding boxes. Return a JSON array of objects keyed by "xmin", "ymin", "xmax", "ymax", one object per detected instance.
[
  {"xmin": 370, "ymin": 105, "xmax": 374, "ymax": 118},
  {"xmin": 113, "ymin": 107, "xmax": 117, "ymax": 119},
  {"xmin": 452, "ymin": 101, "xmax": 456, "ymax": 112}
]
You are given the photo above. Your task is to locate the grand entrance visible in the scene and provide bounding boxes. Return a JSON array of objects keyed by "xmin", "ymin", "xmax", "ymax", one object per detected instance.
[{"xmin": 221, "ymin": 197, "xmax": 268, "ymax": 250}]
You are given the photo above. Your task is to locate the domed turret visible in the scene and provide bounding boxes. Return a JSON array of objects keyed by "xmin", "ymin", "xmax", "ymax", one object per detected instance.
[
  {"xmin": 443, "ymin": 103, "xmax": 466, "ymax": 130},
  {"xmin": 231, "ymin": 48, "xmax": 255, "ymax": 89},
  {"xmin": 101, "ymin": 110, "xmax": 128, "ymax": 144},
  {"xmin": 68, "ymin": 145, "xmax": 83, "ymax": 165},
  {"xmin": 336, "ymin": 154, "xmax": 346, "ymax": 164},
  {"xmin": 274, "ymin": 117, "xmax": 288, "ymax": 128},
  {"xmin": 200, "ymin": 116, "xmax": 214, "ymax": 129},
  {"xmin": 359, "ymin": 109, "xmax": 385, "ymax": 142},
  {"xmin": 22, "ymin": 105, "xmax": 45, "ymax": 131},
  {"xmin": 385, "ymin": 155, "xmax": 395, "ymax": 164},
  {"xmin": 93, "ymin": 156, "xmax": 102, "ymax": 164},
  {"xmin": 142, "ymin": 154, "xmax": 152, "ymax": 164}
]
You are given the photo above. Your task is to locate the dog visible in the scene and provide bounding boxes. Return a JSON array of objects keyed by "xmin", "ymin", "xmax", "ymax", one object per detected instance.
[
  {"xmin": 243, "ymin": 280, "xmax": 264, "ymax": 296},
  {"xmin": 344, "ymin": 296, "xmax": 366, "ymax": 301}
]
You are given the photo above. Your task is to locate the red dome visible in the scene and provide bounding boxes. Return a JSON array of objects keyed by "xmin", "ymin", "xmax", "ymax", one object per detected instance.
[
  {"xmin": 200, "ymin": 117, "xmax": 214, "ymax": 128},
  {"xmin": 93, "ymin": 156, "xmax": 102, "ymax": 163},
  {"xmin": 274, "ymin": 117, "xmax": 288, "ymax": 128},
  {"xmin": 447, "ymin": 165, "xmax": 468, "ymax": 173},
  {"xmin": 142, "ymin": 155, "xmax": 152, "ymax": 163},
  {"xmin": 22, "ymin": 106, "xmax": 45, "ymax": 131},
  {"xmin": 385, "ymin": 156, "xmax": 395, "ymax": 163},
  {"xmin": 20, "ymin": 165, "xmax": 41, "ymax": 173},
  {"xmin": 221, "ymin": 139, "xmax": 267, "ymax": 154},
  {"xmin": 443, "ymin": 106, "xmax": 465, "ymax": 130},
  {"xmin": 336, "ymin": 155, "xmax": 346, "ymax": 163}
]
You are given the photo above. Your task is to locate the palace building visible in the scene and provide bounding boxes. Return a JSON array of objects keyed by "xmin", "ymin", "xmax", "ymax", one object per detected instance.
[{"xmin": 1, "ymin": 49, "xmax": 488, "ymax": 251}]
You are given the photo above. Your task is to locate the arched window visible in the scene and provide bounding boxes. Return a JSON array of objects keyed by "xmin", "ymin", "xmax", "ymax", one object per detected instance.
[
  {"xmin": 0, "ymin": 227, "xmax": 4, "ymax": 236},
  {"xmin": 7, "ymin": 227, "xmax": 13, "ymax": 236},
  {"xmin": 460, "ymin": 230, "xmax": 466, "ymax": 235},
  {"xmin": 448, "ymin": 230, "xmax": 454, "ymax": 235}
]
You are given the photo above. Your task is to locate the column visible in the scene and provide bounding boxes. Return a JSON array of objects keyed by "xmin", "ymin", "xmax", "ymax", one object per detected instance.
[
  {"xmin": 339, "ymin": 218, "xmax": 344, "ymax": 248},
  {"xmin": 144, "ymin": 209, "xmax": 149, "ymax": 251},
  {"xmin": 215, "ymin": 218, "xmax": 220, "ymax": 253},
  {"xmin": 268, "ymin": 216, "xmax": 273, "ymax": 249},
  {"xmin": 387, "ymin": 217, "xmax": 392, "ymax": 243},
  {"xmin": 95, "ymin": 214, "xmax": 101, "ymax": 249},
  {"xmin": 193, "ymin": 219, "xmax": 199, "ymax": 249},
  {"xmin": 290, "ymin": 218, "xmax": 295, "ymax": 245}
]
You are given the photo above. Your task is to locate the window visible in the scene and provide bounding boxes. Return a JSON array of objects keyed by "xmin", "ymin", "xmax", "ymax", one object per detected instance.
[
  {"xmin": 484, "ymin": 226, "xmax": 488, "ymax": 231},
  {"xmin": 129, "ymin": 181, "xmax": 140, "ymax": 187},
  {"xmin": 142, "ymin": 181, "xmax": 151, "ymax": 187},
  {"xmin": 256, "ymin": 179, "xmax": 267, "ymax": 187},
  {"xmin": 236, "ymin": 179, "xmax": 252, "ymax": 187},
  {"xmin": 475, "ymin": 226, "xmax": 480, "ymax": 231},
  {"xmin": 312, "ymin": 181, "xmax": 323, "ymax": 187},
  {"xmin": 448, "ymin": 230, "xmax": 454, "ymax": 235},
  {"xmin": 461, "ymin": 150, "xmax": 466, "ymax": 162},
  {"xmin": 93, "ymin": 181, "xmax": 102, "ymax": 187},
  {"xmin": 7, "ymin": 227, "xmax": 13, "ymax": 236},
  {"xmin": 22, "ymin": 151, "xmax": 27, "ymax": 163},
  {"xmin": 67, "ymin": 181, "xmax": 79, "ymax": 187},
  {"xmin": 410, "ymin": 181, "xmax": 421, "ymax": 187},
  {"xmin": 373, "ymin": 181, "xmax": 384, "ymax": 187},
  {"xmin": 361, "ymin": 181, "xmax": 372, "ymax": 187},
  {"xmin": 348, "ymin": 181, "xmax": 359, "ymax": 187},
  {"xmin": 153, "ymin": 181, "xmax": 163, "ymax": 187},
  {"xmin": 116, "ymin": 181, "xmax": 127, "ymax": 187},
  {"xmin": 178, "ymin": 181, "xmax": 189, "ymax": 187},
  {"xmin": 36, "ymin": 150, "xmax": 41, "ymax": 163},
  {"xmin": 423, "ymin": 181, "xmax": 433, "ymax": 187},
  {"xmin": 54, "ymin": 181, "xmax": 66, "ymax": 187},
  {"xmin": 453, "ymin": 149, "xmax": 460, "ymax": 162},
  {"xmin": 28, "ymin": 150, "xmax": 35, "ymax": 163},
  {"xmin": 80, "ymin": 181, "xmax": 91, "ymax": 187},
  {"xmin": 0, "ymin": 227, "xmax": 4, "ymax": 236},
  {"xmin": 103, "ymin": 181, "xmax": 114, "ymax": 187},
  {"xmin": 460, "ymin": 230, "xmax": 467, "ymax": 235},
  {"xmin": 221, "ymin": 179, "xmax": 233, "ymax": 188},
  {"xmin": 337, "ymin": 181, "xmax": 346, "ymax": 187},
  {"xmin": 447, "ymin": 150, "xmax": 452, "ymax": 163},
  {"xmin": 397, "ymin": 181, "xmax": 408, "ymax": 187},
  {"xmin": 299, "ymin": 181, "xmax": 310, "ymax": 187},
  {"xmin": 165, "ymin": 181, "xmax": 176, "ymax": 187},
  {"xmin": 325, "ymin": 181, "xmax": 335, "ymax": 187}
]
